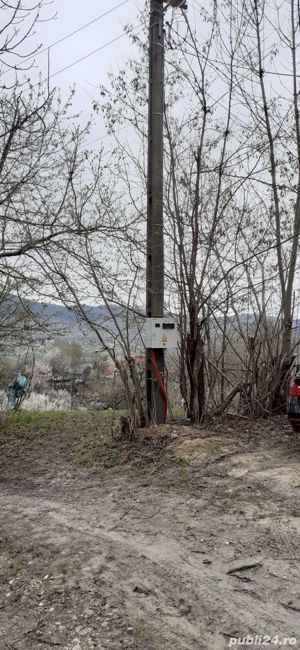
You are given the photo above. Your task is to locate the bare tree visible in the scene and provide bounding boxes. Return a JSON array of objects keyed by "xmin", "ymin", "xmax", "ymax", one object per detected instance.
[
  {"xmin": 96, "ymin": 3, "xmax": 253, "ymax": 422},
  {"xmin": 214, "ymin": 0, "xmax": 300, "ymax": 408},
  {"xmin": 0, "ymin": 0, "xmax": 49, "ymax": 74}
]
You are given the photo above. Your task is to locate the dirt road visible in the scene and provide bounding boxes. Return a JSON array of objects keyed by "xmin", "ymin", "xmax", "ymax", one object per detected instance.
[{"xmin": 0, "ymin": 414, "xmax": 299, "ymax": 650}]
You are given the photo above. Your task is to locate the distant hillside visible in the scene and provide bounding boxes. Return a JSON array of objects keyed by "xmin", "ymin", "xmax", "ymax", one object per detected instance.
[
  {"xmin": 3, "ymin": 295, "xmax": 294, "ymax": 349},
  {"xmin": 0, "ymin": 295, "xmax": 143, "ymax": 348},
  {"xmin": 30, "ymin": 300, "xmax": 141, "ymax": 343}
]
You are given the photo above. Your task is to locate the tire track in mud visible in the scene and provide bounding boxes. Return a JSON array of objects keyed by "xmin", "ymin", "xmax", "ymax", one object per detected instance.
[
  {"xmin": 0, "ymin": 477, "xmax": 299, "ymax": 650},
  {"xmin": 1, "ymin": 418, "xmax": 300, "ymax": 650}
]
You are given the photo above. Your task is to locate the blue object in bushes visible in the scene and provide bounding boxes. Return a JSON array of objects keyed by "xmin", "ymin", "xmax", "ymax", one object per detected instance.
[{"xmin": 5, "ymin": 373, "xmax": 27, "ymax": 410}]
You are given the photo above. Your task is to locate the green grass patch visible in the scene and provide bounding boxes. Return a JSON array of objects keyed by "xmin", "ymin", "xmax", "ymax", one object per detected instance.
[
  {"xmin": 5, "ymin": 410, "xmax": 86, "ymax": 430},
  {"xmin": 168, "ymin": 406, "xmax": 185, "ymax": 420},
  {"xmin": 0, "ymin": 411, "xmax": 119, "ymax": 476},
  {"xmin": 73, "ymin": 429, "xmax": 123, "ymax": 469},
  {"xmin": 2, "ymin": 409, "xmax": 125, "ymax": 435},
  {"xmin": 0, "ymin": 409, "xmax": 184, "ymax": 479},
  {"xmin": 7, "ymin": 410, "xmax": 56, "ymax": 428},
  {"xmin": 0, "ymin": 410, "xmax": 130, "ymax": 474}
]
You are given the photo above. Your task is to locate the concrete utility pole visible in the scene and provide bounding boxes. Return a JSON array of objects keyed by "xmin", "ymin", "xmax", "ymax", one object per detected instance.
[{"xmin": 146, "ymin": 0, "xmax": 165, "ymax": 424}]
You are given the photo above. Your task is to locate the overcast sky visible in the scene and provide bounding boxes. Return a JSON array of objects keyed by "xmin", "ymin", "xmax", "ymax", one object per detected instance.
[
  {"xmin": 22, "ymin": 0, "xmax": 201, "ymax": 145},
  {"xmin": 27, "ymin": 0, "xmax": 145, "ymax": 141}
]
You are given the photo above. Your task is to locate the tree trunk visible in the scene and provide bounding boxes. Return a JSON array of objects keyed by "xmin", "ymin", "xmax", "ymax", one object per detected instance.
[{"xmin": 186, "ymin": 317, "xmax": 205, "ymax": 424}]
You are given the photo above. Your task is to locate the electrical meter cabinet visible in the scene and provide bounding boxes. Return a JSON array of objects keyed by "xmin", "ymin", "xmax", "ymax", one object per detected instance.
[{"xmin": 145, "ymin": 318, "xmax": 179, "ymax": 349}]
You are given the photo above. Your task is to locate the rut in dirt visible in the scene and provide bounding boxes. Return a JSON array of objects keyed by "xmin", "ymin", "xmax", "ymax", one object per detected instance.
[{"xmin": 0, "ymin": 415, "xmax": 299, "ymax": 650}]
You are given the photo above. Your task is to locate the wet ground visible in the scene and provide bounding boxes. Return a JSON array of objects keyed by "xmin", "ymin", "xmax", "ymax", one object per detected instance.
[{"xmin": 0, "ymin": 413, "xmax": 299, "ymax": 650}]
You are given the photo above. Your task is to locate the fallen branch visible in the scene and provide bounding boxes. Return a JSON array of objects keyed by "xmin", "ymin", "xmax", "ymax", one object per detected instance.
[
  {"xmin": 214, "ymin": 383, "xmax": 250, "ymax": 416},
  {"xmin": 227, "ymin": 562, "xmax": 262, "ymax": 575}
]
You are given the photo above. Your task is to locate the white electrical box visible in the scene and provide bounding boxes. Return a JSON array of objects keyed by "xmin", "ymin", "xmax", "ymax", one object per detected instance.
[{"xmin": 145, "ymin": 318, "xmax": 179, "ymax": 349}]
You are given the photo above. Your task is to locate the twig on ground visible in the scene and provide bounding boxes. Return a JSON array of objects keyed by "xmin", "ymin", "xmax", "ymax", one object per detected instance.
[
  {"xmin": 109, "ymin": 505, "xmax": 135, "ymax": 530},
  {"xmin": 180, "ymin": 554, "xmax": 200, "ymax": 569},
  {"xmin": 227, "ymin": 412, "xmax": 251, "ymax": 419},
  {"xmin": 32, "ymin": 639, "xmax": 62, "ymax": 646},
  {"xmin": 134, "ymin": 509, "xmax": 161, "ymax": 520}
]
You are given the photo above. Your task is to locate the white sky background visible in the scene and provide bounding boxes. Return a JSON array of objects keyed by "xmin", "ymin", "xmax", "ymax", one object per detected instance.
[
  {"xmin": 3, "ymin": 0, "xmax": 298, "ymax": 169},
  {"xmin": 12, "ymin": 0, "xmax": 203, "ymax": 145},
  {"xmin": 24, "ymin": 0, "xmax": 144, "ymax": 143}
]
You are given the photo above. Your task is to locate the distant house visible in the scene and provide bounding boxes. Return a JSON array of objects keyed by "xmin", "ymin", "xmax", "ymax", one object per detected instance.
[
  {"xmin": 104, "ymin": 356, "xmax": 145, "ymax": 378},
  {"xmin": 104, "ymin": 362, "xmax": 118, "ymax": 377}
]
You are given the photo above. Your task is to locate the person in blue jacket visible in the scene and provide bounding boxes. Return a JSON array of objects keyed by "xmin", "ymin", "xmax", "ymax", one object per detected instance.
[{"xmin": 5, "ymin": 371, "xmax": 27, "ymax": 411}]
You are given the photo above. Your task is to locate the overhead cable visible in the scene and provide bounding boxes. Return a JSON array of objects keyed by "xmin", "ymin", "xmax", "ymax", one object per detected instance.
[{"xmin": 1, "ymin": 0, "xmax": 132, "ymax": 77}]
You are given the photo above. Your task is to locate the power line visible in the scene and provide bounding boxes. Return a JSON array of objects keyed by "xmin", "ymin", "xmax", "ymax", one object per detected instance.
[
  {"xmin": 32, "ymin": 24, "xmax": 140, "ymax": 89},
  {"xmin": 39, "ymin": 0, "xmax": 300, "ymax": 86},
  {"xmin": 83, "ymin": 125, "xmax": 130, "ymax": 148},
  {"xmin": 167, "ymin": 14, "xmax": 300, "ymax": 80},
  {"xmin": 1, "ymin": 0, "xmax": 132, "ymax": 77}
]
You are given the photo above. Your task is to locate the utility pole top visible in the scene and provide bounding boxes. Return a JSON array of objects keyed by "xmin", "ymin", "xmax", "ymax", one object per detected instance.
[{"xmin": 163, "ymin": 0, "xmax": 188, "ymax": 9}]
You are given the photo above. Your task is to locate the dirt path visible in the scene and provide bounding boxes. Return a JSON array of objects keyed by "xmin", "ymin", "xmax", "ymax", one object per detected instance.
[{"xmin": 0, "ymin": 415, "xmax": 299, "ymax": 650}]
